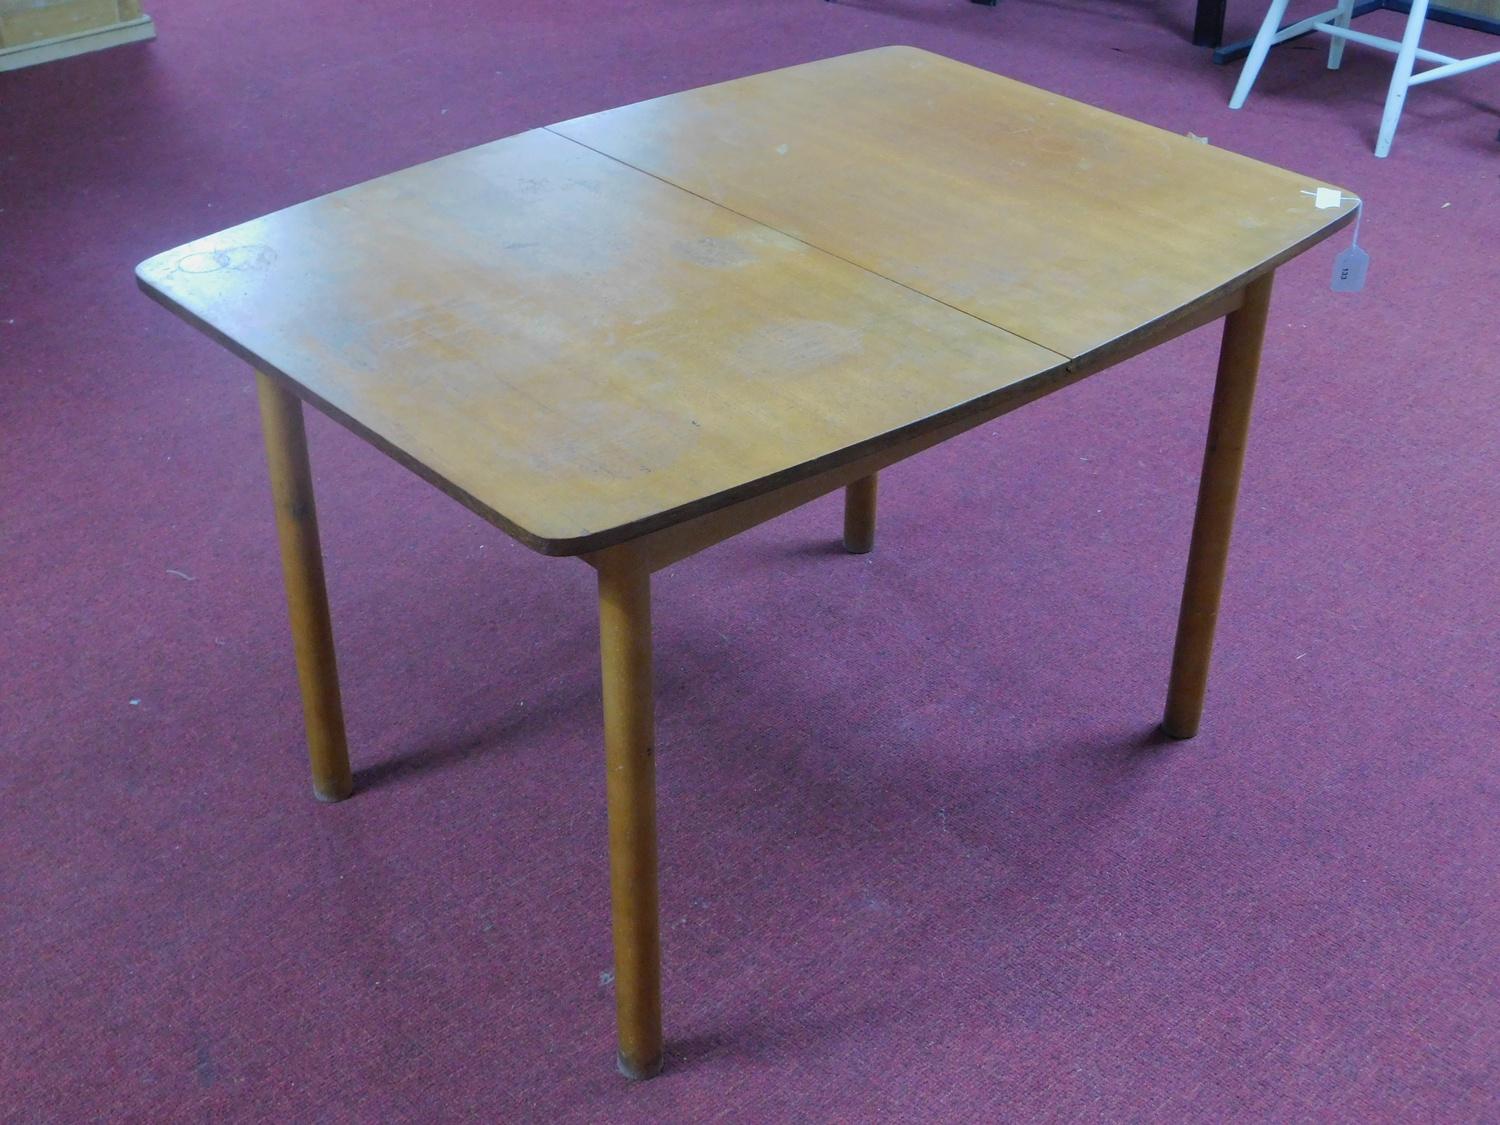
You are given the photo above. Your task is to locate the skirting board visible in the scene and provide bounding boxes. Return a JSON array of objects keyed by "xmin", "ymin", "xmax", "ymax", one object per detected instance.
[{"xmin": 0, "ymin": 14, "xmax": 154, "ymax": 72}]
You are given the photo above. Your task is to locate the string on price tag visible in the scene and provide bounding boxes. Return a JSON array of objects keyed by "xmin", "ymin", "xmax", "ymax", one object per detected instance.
[
  {"xmin": 1330, "ymin": 200, "xmax": 1367, "ymax": 293},
  {"xmin": 1303, "ymin": 189, "xmax": 1368, "ymax": 293}
]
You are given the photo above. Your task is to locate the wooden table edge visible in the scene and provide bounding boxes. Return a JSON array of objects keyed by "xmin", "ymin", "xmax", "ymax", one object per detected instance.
[
  {"xmin": 582, "ymin": 278, "xmax": 1251, "ymax": 574},
  {"xmin": 136, "ymin": 193, "xmax": 1349, "ymax": 567},
  {"xmin": 134, "ymin": 262, "xmax": 1072, "ymax": 559}
]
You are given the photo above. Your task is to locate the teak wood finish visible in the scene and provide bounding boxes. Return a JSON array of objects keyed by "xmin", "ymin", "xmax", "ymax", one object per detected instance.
[
  {"xmin": 551, "ymin": 48, "xmax": 1352, "ymax": 362},
  {"xmin": 597, "ymin": 552, "xmax": 664, "ymax": 1080},
  {"xmin": 136, "ymin": 47, "xmax": 1356, "ymax": 1078},
  {"xmin": 255, "ymin": 372, "xmax": 354, "ymax": 803},
  {"xmin": 843, "ymin": 476, "xmax": 878, "ymax": 555},
  {"xmin": 1163, "ymin": 274, "xmax": 1275, "ymax": 739}
]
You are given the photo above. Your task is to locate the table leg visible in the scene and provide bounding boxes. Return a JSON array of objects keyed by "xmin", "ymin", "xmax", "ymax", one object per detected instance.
[
  {"xmin": 843, "ymin": 473, "xmax": 878, "ymax": 554},
  {"xmin": 597, "ymin": 551, "xmax": 664, "ymax": 1079},
  {"xmin": 1162, "ymin": 274, "xmax": 1274, "ymax": 740},
  {"xmin": 256, "ymin": 371, "xmax": 354, "ymax": 802}
]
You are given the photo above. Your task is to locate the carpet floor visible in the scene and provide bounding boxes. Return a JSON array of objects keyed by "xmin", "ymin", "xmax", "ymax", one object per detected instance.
[{"xmin": 2, "ymin": 0, "xmax": 1497, "ymax": 1120}]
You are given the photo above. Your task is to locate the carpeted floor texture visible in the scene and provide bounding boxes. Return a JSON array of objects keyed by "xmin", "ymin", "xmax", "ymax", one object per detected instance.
[{"xmin": 3, "ymin": 0, "xmax": 1497, "ymax": 1120}]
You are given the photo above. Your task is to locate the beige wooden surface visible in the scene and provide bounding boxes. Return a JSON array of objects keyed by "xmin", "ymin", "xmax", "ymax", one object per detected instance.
[
  {"xmin": 136, "ymin": 128, "xmax": 1061, "ymax": 555},
  {"xmin": 554, "ymin": 46, "xmax": 1356, "ymax": 361},
  {"xmin": 0, "ymin": 0, "xmax": 135, "ymax": 46},
  {"xmin": 137, "ymin": 48, "xmax": 1355, "ymax": 558},
  {"xmin": 1441, "ymin": 0, "xmax": 1499, "ymax": 18}
]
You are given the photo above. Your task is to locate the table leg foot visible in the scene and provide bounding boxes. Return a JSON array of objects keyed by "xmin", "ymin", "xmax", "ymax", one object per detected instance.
[
  {"xmin": 597, "ymin": 549, "xmax": 664, "ymax": 1079},
  {"xmin": 1159, "ymin": 719, "xmax": 1197, "ymax": 741},
  {"xmin": 843, "ymin": 473, "xmax": 877, "ymax": 554},
  {"xmin": 312, "ymin": 777, "xmax": 354, "ymax": 802},
  {"xmin": 616, "ymin": 1048, "xmax": 665, "ymax": 1081},
  {"xmin": 256, "ymin": 370, "xmax": 354, "ymax": 802},
  {"xmin": 1162, "ymin": 274, "xmax": 1273, "ymax": 739}
]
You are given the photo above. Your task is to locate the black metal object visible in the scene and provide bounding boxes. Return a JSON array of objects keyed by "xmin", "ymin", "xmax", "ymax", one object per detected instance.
[{"xmin": 1194, "ymin": 0, "xmax": 1230, "ymax": 45}]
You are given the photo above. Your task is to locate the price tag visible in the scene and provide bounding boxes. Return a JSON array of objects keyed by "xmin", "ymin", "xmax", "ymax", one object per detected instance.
[
  {"xmin": 1306, "ymin": 190, "xmax": 1369, "ymax": 294},
  {"xmin": 1331, "ymin": 244, "xmax": 1369, "ymax": 292}
]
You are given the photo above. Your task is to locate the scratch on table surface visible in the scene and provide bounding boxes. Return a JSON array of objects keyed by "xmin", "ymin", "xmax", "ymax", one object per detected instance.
[
  {"xmin": 166, "ymin": 568, "xmax": 196, "ymax": 581},
  {"xmin": 732, "ymin": 318, "xmax": 864, "ymax": 376},
  {"xmin": 672, "ymin": 236, "xmax": 753, "ymax": 269},
  {"xmin": 174, "ymin": 245, "xmax": 277, "ymax": 275}
]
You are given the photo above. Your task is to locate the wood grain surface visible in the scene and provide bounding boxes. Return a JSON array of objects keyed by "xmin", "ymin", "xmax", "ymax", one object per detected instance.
[
  {"xmin": 138, "ymin": 48, "xmax": 1355, "ymax": 557},
  {"xmin": 138, "ymin": 128, "xmax": 1062, "ymax": 554},
  {"xmin": 554, "ymin": 46, "xmax": 1357, "ymax": 360}
]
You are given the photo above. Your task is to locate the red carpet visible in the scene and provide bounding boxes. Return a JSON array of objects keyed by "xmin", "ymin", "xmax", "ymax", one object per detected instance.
[{"xmin": 2, "ymin": 0, "xmax": 1497, "ymax": 1119}]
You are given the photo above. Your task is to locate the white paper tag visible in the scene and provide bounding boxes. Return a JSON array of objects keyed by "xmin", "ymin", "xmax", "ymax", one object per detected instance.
[
  {"xmin": 1331, "ymin": 244, "xmax": 1369, "ymax": 292},
  {"xmin": 1314, "ymin": 187, "xmax": 1343, "ymax": 209}
]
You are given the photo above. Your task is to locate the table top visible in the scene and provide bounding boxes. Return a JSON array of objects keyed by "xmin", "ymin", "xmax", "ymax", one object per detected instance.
[{"xmin": 137, "ymin": 46, "xmax": 1355, "ymax": 557}]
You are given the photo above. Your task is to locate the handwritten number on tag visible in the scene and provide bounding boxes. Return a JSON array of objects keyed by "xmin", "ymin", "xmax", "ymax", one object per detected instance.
[{"xmin": 1331, "ymin": 244, "xmax": 1369, "ymax": 292}]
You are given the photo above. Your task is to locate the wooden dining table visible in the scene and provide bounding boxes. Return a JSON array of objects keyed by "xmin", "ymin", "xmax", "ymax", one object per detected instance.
[{"xmin": 137, "ymin": 46, "xmax": 1356, "ymax": 1079}]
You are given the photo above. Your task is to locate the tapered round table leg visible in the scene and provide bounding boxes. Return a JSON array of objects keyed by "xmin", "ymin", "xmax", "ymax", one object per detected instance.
[
  {"xmin": 1163, "ymin": 274, "xmax": 1274, "ymax": 740},
  {"xmin": 597, "ymin": 551, "xmax": 664, "ymax": 1078},
  {"xmin": 843, "ymin": 473, "xmax": 878, "ymax": 554},
  {"xmin": 256, "ymin": 370, "xmax": 354, "ymax": 801}
]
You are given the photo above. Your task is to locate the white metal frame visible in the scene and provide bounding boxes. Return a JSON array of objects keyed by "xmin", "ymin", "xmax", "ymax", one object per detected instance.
[{"xmin": 1229, "ymin": 0, "xmax": 1500, "ymax": 157}]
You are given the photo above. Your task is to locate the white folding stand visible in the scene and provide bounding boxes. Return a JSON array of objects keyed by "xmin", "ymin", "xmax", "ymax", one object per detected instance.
[{"xmin": 1229, "ymin": 0, "xmax": 1500, "ymax": 156}]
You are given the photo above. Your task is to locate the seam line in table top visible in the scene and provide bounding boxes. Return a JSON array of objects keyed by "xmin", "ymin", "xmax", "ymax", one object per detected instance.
[{"xmin": 543, "ymin": 126, "xmax": 1074, "ymax": 366}]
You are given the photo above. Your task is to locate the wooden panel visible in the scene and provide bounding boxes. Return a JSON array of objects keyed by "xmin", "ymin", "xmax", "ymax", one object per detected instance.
[
  {"xmin": 1440, "ymin": 0, "xmax": 1500, "ymax": 18},
  {"xmin": 138, "ymin": 49, "xmax": 1357, "ymax": 559},
  {"xmin": 137, "ymin": 129, "xmax": 1063, "ymax": 557},
  {"xmin": 552, "ymin": 46, "xmax": 1357, "ymax": 361},
  {"xmin": 591, "ymin": 287, "xmax": 1246, "ymax": 575},
  {"xmin": 0, "ymin": 0, "xmax": 136, "ymax": 47}
]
